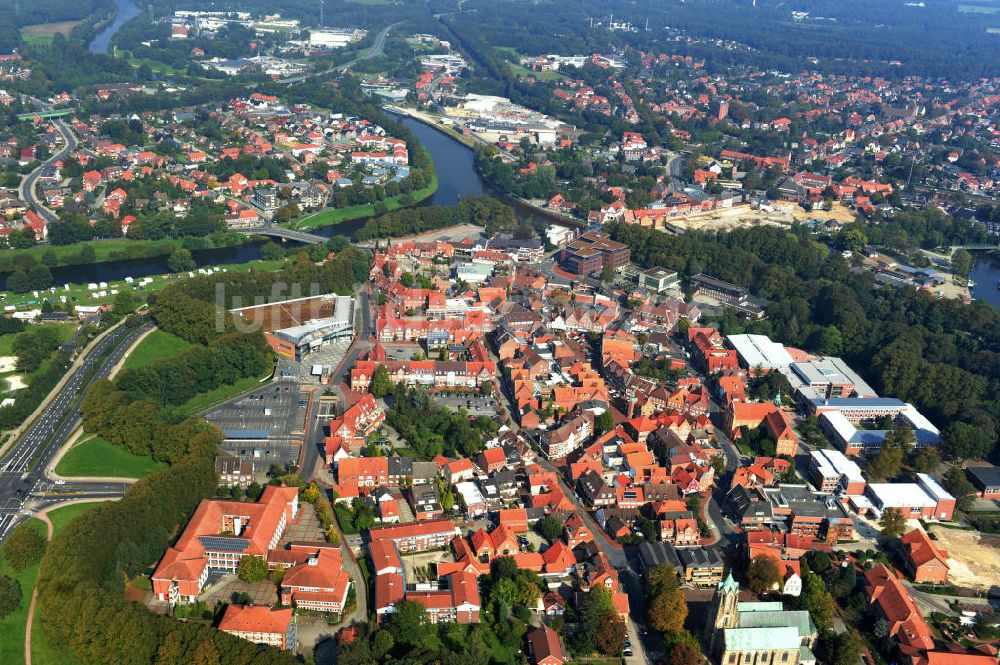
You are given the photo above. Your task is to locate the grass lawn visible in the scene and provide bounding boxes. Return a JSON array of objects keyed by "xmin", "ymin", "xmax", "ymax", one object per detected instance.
[
  {"xmin": 0, "ymin": 322, "xmax": 77, "ymax": 360},
  {"xmin": 45, "ymin": 503, "xmax": 100, "ymax": 537},
  {"xmin": 1, "ymin": 257, "xmax": 287, "ymax": 312},
  {"xmin": 0, "ymin": 238, "xmax": 183, "ymax": 270},
  {"xmin": 178, "ymin": 370, "xmax": 272, "ymax": 417},
  {"xmin": 31, "ymin": 503, "xmax": 99, "ymax": 665},
  {"xmin": 20, "ymin": 21, "xmax": 81, "ymax": 45},
  {"xmin": 0, "ymin": 503, "xmax": 97, "ymax": 664},
  {"xmin": 0, "ymin": 333, "xmax": 16, "ymax": 357},
  {"xmin": 509, "ymin": 62, "xmax": 567, "ymax": 81},
  {"xmin": 0, "ymin": 519, "xmax": 45, "ymax": 663},
  {"xmin": 121, "ymin": 330, "xmax": 193, "ymax": 371},
  {"xmin": 54, "ymin": 435, "xmax": 165, "ymax": 479}
]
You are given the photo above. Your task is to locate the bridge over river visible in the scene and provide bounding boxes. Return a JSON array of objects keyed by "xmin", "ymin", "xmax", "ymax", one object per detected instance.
[{"xmin": 236, "ymin": 226, "xmax": 328, "ymax": 244}]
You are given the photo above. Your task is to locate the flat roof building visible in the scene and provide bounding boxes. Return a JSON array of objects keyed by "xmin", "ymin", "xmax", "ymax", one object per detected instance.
[
  {"xmin": 865, "ymin": 475, "xmax": 955, "ymax": 521},
  {"xmin": 559, "ymin": 231, "xmax": 630, "ymax": 276},
  {"xmin": 782, "ymin": 356, "xmax": 877, "ymax": 401},
  {"xmin": 818, "ymin": 402, "xmax": 940, "ymax": 456},
  {"xmin": 727, "ymin": 334, "xmax": 794, "ymax": 371},
  {"xmin": 807, "ymin": 449, "xmax": 865, "ymax": 495},
  {"xmin": 265, "ymin": 295, "xmax": 354, "ymax": 360}
]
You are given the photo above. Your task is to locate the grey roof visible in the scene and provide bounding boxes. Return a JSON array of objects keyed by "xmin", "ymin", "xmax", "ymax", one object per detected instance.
[
  {"xmin": 738, "ymin": 609, "xmax": 817, "ymax": 639},
  {"xmin": 967, "ymin": 466, "xmax": 1000, "ymax": 489},
  {"xmin": 637, "ymin": 540, "xmax": 681, "ymax": 571},
  {"xmin": 678, "ymin": 545, "xmax": 724, "ymax": 569},
  {"xmin": 723, "ymin": 626, "xmax": 801, "ymax": 652}
]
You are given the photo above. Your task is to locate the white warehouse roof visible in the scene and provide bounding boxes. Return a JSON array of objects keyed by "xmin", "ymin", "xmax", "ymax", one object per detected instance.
[{"xmin": 727, "ymin": 334, "xmax": 794, "ymax": 370}]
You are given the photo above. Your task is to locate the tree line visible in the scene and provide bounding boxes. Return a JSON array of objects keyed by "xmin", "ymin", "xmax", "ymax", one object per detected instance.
[{"xmin": 354, "ymin": 195, "xmax": 517, "ymax": 241}]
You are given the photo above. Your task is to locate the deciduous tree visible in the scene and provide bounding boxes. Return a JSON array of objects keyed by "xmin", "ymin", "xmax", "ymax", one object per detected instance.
[
  {"xmin": 747, "ymin": 555, "xmax": 782, "ymax": 594},
  {"xmin": 879, "ymin": 507, "xmax": 906, "ymax": 540},
  {"xmin": 236, "ymin": 555, "xmax": 267, "ymax": 583}
]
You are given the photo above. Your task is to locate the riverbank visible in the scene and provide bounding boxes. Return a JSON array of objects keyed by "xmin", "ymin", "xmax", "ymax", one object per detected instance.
[
  {"xmin": 0, "ymin": 235, "xmax": 253, "ymax": 274},
  {"xmin": 0, "ymin": 257, "xmax": 287, "ymax": 310},
  {"xmin": 970, "ymin": 249, "xmax": 1000, "ymax": 309},
  {"xmin": 387, "ymin": 106, "xmax": 586, "ymax": 229}
]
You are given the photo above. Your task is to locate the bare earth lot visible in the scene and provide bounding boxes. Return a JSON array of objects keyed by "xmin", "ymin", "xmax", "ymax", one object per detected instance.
[
  {"xmin": 668, "ymin": 201, "xmax": 857, "ymax": 232},
  {"xmin": 20, "ymin": 21, "xmax": 81, "ymax": 39},
  {"xmin": 928, "ymin": 525, "xmax": 1000, "ymax": 590}
]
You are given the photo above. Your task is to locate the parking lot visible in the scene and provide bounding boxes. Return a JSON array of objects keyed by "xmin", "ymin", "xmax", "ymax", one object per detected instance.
[
  {"xmin": 433, "ymin": 393, "xmax": 500, "ymax": 417},
  {"xmin": 206, "ymin": 382, "xmax": 308, "ymax": 471},
  {"xmin": 205, "ymin": 383, "xmax": 307, "ymax": 441}
]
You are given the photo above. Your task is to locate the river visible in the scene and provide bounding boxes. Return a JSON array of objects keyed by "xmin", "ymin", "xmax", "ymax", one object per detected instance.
[
  {"xmin": 308, "ymin": 116, "xmax": 488, "ymax": 238},
  {"xmin": 970, "ymin": 251, "xmax": 1000, "ymax": 310},
  {"xmin": 88, "ymin": 0, "xmax": 141, "ymax": 55},
  {"xmin": 3, "ymin": 117, "xmax": 491, "ymax": 287}
]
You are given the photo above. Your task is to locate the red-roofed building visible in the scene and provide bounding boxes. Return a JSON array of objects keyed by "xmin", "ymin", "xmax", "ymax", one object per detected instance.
[
  {"xmin": 406, "ymin": 571, "xmax": 481, "ymax": 624},
  {"xmin": 865, "ymin": 563, "xmax": 935, "ymax": 654},
  {"xmin": 368, "ymin": 519, "xmax": 462, "ymax": 553},
  {"xmin": 280, "ymin": 549, "xmax": 352, "ymax": 613},
  {"xmin": 498, "ymin": 508, "xmax": 529, "ymax": 533},
  {"xmin": 527, "ymin": 625, "xmax": 564, "ymax": 665},
  {"xmin": 219, "ymin": 605, "xmax": 296, "ymax": 651},
  {"xmin": 477, "ymin": 446, "xmax": 508, "ymax": 474},
  {"xmin": 541, "ymin": 540, "xmax": 576, "ymax": 575},
  {"xmin": 900, "ymin": 529, "xmax": 949, "ymax": 583},
  {"xmin": 152, "ymin": 486, "xmax": 299, "ymax": 604}
]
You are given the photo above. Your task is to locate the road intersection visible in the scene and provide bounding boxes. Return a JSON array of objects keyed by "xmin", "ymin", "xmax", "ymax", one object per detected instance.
[{"xmin": 0, "ymin": 321, "xmax": 152, "ymax": 542}]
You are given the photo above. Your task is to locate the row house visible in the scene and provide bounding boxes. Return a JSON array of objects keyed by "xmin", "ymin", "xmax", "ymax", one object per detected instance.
[
  {"xmin": 324, "ymin": 394, "xmax": 386, "ymax": 466},
  {"xmin": 279, "ymin": 548, "xmax": 353, "ymax": 613},
  {"xmin": 368, "ymin": 519, "xmax": 462, "ymax": 553},
  {"xmin": 351, "ymin": 359, "xmax": 496, "ymax": 391}
]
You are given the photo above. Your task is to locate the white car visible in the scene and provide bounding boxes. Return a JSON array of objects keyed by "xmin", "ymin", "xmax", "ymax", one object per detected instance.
[{"xmin": 54, "ymin": 480, "xmax": 66, "ymax": 485}]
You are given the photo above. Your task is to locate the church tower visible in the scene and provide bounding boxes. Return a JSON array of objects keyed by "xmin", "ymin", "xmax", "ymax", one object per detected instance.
[{"xmin": 705, "ymin": 572, "xmax": 740, "ymax": 656}]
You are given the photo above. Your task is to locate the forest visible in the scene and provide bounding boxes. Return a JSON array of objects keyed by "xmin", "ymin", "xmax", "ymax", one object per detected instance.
[{"xmin": 606, "ymin": 222, "xmax": 1000, "ymax": 462}]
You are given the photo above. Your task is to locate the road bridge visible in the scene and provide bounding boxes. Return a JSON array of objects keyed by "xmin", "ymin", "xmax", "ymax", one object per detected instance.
[{"xmin": 236, "ymin": 226, "xmax": 328, "ymax": 244}]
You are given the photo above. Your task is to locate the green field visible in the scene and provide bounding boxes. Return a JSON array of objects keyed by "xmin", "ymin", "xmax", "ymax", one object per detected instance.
[
  {"xmin": 20, "ymin": 20, "xmax": 81, "ymax": 46},
  {"xmin": 292, "ymin": 168, "xmax": 439, "ymax": 230},
  {"xmin": 121, "ymin": 329, "xmax": 194, "ymax": 371},
  {"xmin": 0, "ymin": 238, "xmax": 184, "ymax": 270},
  {"xmin": 509, "ymin": 62, "xmax": 567, "ymax": 81},
  {"xmin": 0, "ymin": 323, "xmax": 78, "ymax": 358},
  {"xmin": 54, "ymin": 435, "xmax": 165, "ymax": 479},
  {"xmin": 0, "ymin": 502, "xmax": 97, "ymax": 665},
  {"xmin": 0, "ymin": 257, "xmax": 288, "ymax": 311},
  {"xmin": 286, "ymin": 137, "xmax": 442, "ymax": 230}
]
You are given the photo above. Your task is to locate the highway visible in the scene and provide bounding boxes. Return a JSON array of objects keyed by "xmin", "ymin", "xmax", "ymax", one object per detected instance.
[
  {"xmin": 19, "ymin": 117, "xmax": 79, "ymax": 223},
  {"xmin": 0, "ymin": 320, "xmax": 153, "ymax": 542}
]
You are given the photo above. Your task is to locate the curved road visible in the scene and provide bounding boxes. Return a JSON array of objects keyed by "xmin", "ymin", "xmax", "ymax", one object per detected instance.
[
  {"xmin": 19, "ymin": 118, "xmax": 79, "ymax": 223},
  {"xmin": 0, "ymin": 321, "xmax": 153, "ymax": 541},
  {"xmin": 281, "ymin": 22, "xmax": 401, "ymax": 84}
]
